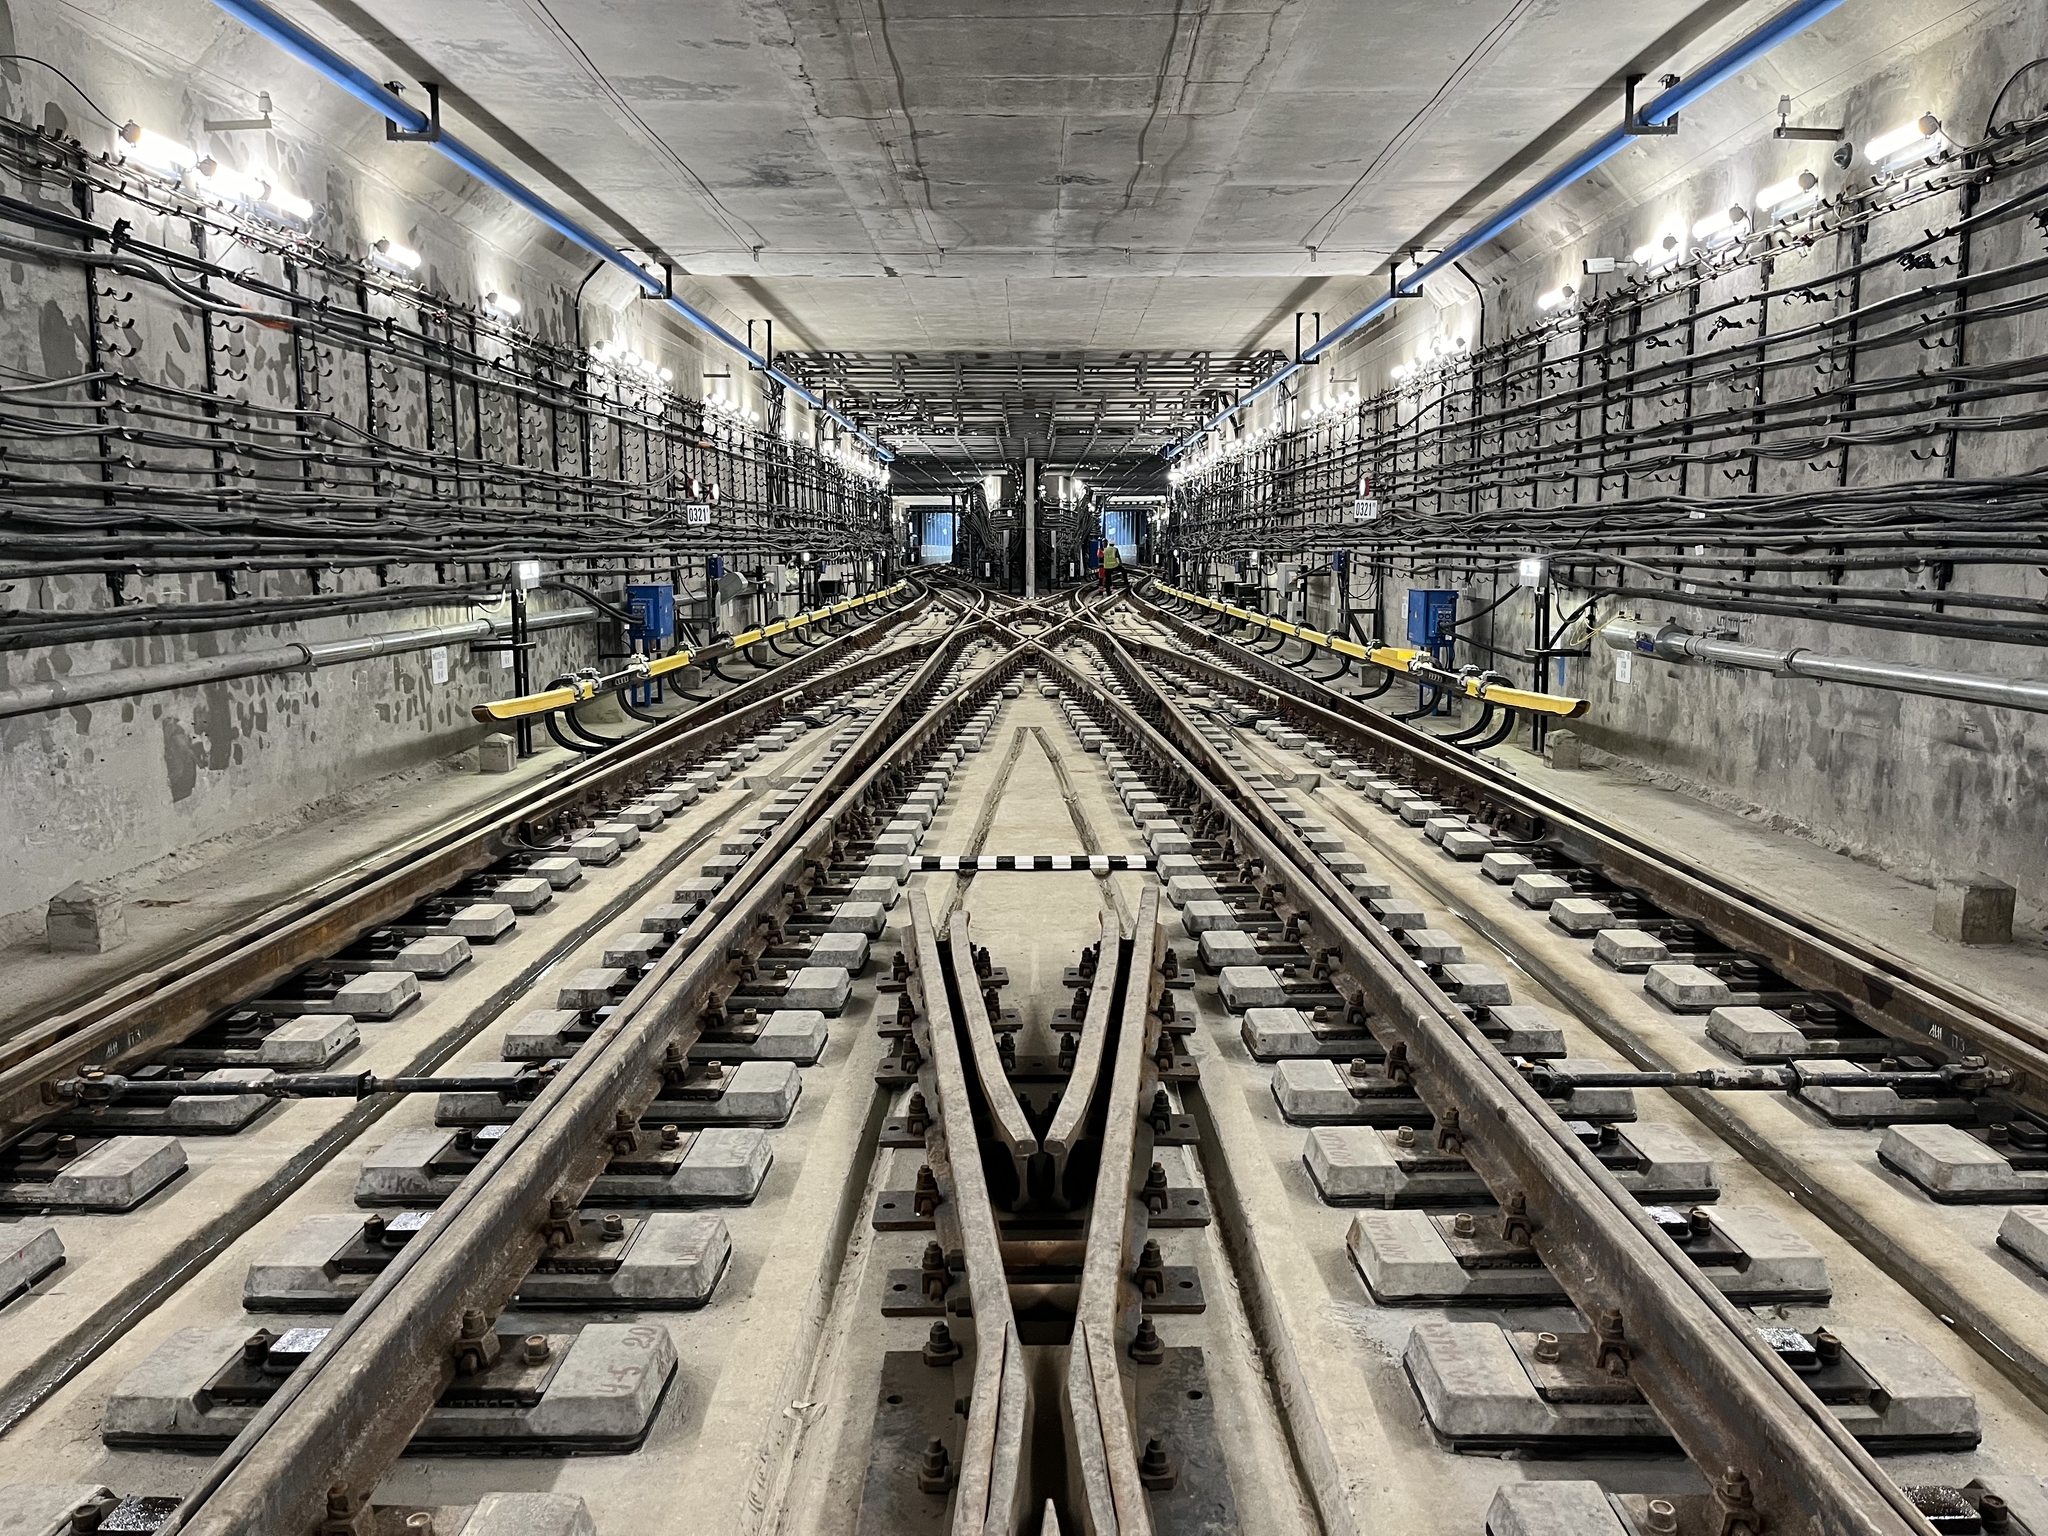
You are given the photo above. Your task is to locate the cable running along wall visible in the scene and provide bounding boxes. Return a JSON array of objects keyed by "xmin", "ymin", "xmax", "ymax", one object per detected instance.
[
  {"xmin": 1165, "ymin": 102, "xmax": 2048, "ymax": 650},
  {"xmin": 0, "ymin": 117, "xmax": 892, "ymax": 652}
]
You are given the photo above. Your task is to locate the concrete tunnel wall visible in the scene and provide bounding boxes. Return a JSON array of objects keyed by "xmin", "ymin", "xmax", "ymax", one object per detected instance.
[
  {"xmin": 0, "ymin": 0, "xmax": 825, "ymax": 931},
  {"xmin": 1202, "ymin": 4, "xmax": 2048, "ymax": 913}
]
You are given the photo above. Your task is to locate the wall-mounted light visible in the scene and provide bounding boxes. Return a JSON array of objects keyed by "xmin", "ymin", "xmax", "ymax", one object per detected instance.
[
  {"xmin": 370, "ymin": 237, "xmax": 422, "ymax": 273},
  {"xmin": 1536, "ymin": 284, "xmax": 1575, "ymax": 312},
  {"xmin": 117, "ymin": 122, "xmax": 196, "ymax": 175},
  {"xmin": 1690, "ymin": 204, "xmax": 1749, "ymax": 247},
  {"xmin": 259, "ymin": 181, "xmax": 314, "ymax": 221},
  {"xmin": 1755, "ymin": 170, "xmax": 1820, "ymax": 216},
  {"xmin": 1631, "ymin": 232, "xmax": 1683, "ymax": 270},
  {"xmin": 1517, "ymin": 556, "xmax": 1548, "ymax": 589},
  {"xmin": 196, "ymin": 159, "xmax": 265, "ymax": 203},
  {"xmin": 483, "ymin": 291, "xmax": 522, "ymax": 319},
  {"xmin": 1866, "ymin": 113, "xmax": 1943, "ymax": 167}
]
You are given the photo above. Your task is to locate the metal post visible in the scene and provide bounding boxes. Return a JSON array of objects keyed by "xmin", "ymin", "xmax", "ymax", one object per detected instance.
[{"xmin": 1023, "ymin": 457, "xmax": 1037, "ymax": 599}]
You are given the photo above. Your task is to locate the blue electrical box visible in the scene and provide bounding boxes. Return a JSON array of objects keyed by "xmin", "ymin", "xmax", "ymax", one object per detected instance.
[
  {"xmin": 626, "ymin": 583, "xmax": 676, "ymax": 646},
  {"xmin": 1406, "ymin": 588, "xmax": 1458, "ymax": 649}
]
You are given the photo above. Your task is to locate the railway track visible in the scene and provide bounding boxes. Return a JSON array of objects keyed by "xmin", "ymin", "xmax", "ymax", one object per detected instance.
[{"xmin": 3, "ymin": 579, "xmax": 2046, "ymax": 1536}]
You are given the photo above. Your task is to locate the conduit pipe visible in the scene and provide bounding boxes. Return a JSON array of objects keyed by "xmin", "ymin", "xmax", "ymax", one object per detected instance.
[
  {"xmin": 203, "ymin": 0, "xmax": 891, "ymax": 461},
  {"xmin": 1168, "ymin": 0, "xmax": 1849, "ymax": 453},
  {"xmin": 1600, "ymin": 617, "xmax": 2048, "ymax": 714},
  {"xmin": 0, "ymin": 606, "xmax": 597, "ymax": 722}
]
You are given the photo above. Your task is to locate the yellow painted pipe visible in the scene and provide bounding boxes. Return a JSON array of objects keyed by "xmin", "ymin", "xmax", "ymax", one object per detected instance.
[
  {"xmin": 1155, "ymin": 584, "xmax": 1589, "ymax": 719},
  {"xmin": 469, "ymin": 582, "xmax": 909, "ymax": 723}
]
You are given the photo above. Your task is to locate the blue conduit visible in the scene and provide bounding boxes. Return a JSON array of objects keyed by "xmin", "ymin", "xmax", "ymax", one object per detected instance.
[
  {"xmin": 206, "ymin": 0, "xmax": 893, "ymax": 460},
  {"xmin": 1166, "ymin": 0, "xmax": 1851, "ymax": 455}
]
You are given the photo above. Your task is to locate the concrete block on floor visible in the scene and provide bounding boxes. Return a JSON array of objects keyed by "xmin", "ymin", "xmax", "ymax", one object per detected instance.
[
  {"xmin": 558, "ymin": 968, "xmax": 628, "ymax": 1011},
  {"xmin": 46, "ymin": 881, "xmax": 123, "ymax": 954},
  {"xmin": 1480, "ymin": 851, "xmax": 1536, "ymax": 884},
  {"xmin": 477, "ymin": 734, "xmax": 517, "ymax": 773},
  {"xmin": 603, "ymin": 931, "xmax": 665, "ymax": 971},
  {"xmin": 504, "ymin": 1009, "xmax": 580, "ymax": 1060},
  {"xmin": 1441, "ymin": 831, "xmax": 1494, "ymax": 861},
  {"xmin": 783, "ymin": 966, "xmax": 852, "ymax": 1013},
  {"xmin": 1510, "ymin": 873, "xmax": 1572, "ymax": 908},
  {"xmin": 494, "ymin": 877, "xmax": 554, "ymax": 911},
  {"xmin": 387, "ymin": 935, "xmax": 471, "ymax": 977},
  {"xmin": 810, "ymin": 932, "xmax": 869, "ymax": 973},
  {"xmin": 252, "ymin": 1015, "xmax": 358, "ymax": 1067},
  {"xmin": 566, "ymin": 836, "xmax": 622, "ymax": 866},
  {"xmin": 448, "ymin": 903, "xmax": 516, "ymax": 940},
  {"xmin": 1644, "ymin": 963, "xmax": 1732, "ymax": 1012},
  {"xmin": 641, "ymin": 904, "xmax": 694, "ymax": 935},
  {"xmin": 1934, "ymin": 874, "xmax": 2015, "ymax": 945},
  {"xmin": 528, "ymin": 857, "xmax": 584, "ymax": 889},
  {"xmin": 47, "ymin": 1136, "xmax": 186, "ymax": 1210},
  {"xmin": 1593, "ymin": 928, "xmax": 1668, "ymax": 971},
  {"xmin": 1199, "ymin": 930, "xmax": 1262, "ymax": 970},
  {"xmin": 1217, "ymin": 965, "xmax": 1287, "ymax": 1010},
  {"xmin": 1705, "ymin": 1006, "xmax": 1806, "ymax": 1059},
  {"xmin": 1440, "ymin": 964, "xmax": 1512, "ymax": 1005},
  {"xmin": 1548, "ymin": 897, "xmax": 1614, "ymax": 935},
  {"xmin": 333, "ymin": 970, "xmax": 419, "ymax": 1019}
]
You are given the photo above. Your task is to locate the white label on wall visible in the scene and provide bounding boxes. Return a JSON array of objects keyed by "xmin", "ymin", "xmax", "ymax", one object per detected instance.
[
  {"xmin": 1351, "ymin": 497, "xmax": 1380, "ymax": 522},
  {"xmin": 1615, "ymin": 649, "xmax": 1633, "ymax": 684},
  {"xmin": 499, "ymin": 646, "xmax": 514, "ymax": 671},
  {"xmin": 430, "ymin": 645, "xmax": 450, "ymax": 685},
  {"xmin": 685, "ymin": 505, "xmax": 712, "ymax": 526}
]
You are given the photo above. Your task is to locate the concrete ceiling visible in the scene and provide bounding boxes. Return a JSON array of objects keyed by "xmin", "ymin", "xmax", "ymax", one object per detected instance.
[{"xmin": 260, "ymin": 0, "xmax": 1804, "ymax": 457}]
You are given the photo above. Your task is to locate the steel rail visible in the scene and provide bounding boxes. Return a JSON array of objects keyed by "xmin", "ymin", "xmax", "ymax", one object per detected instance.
[
  {"xmin": 0, "ymin": 593, "xmax": 934, "ymax": 1142},
  {"xmin": 161, "ymin": 613, "xmax": 1028, "ymax": 1535},
  {"xmin": 1042, "ymin": 910, "xmax": 1127, "ymax": 1195},
  {"xmin": 908, "ymin": 898, "xmax": 1030, "ymax": 1536},
  {"xmin": 1120, "ymin": 585, "xmax": 2048, "ymax": 1109},
  {"xmin": 1066, "ymin": 887, "xmax": 1165, "ymax": 1536},
  {"xmin": 951, "ymin": 912, "xmax": 1040, "ymax": 1203},
  {"xmin": 1035, "ymin": 626, "xmax": 1932, "ymax": 1536}
]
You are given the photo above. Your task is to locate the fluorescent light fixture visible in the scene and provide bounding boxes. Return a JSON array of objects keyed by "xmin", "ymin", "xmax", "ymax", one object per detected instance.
[
  {"xmin": 1690, "ymin": 205, "xmax": 1749, "ymax": 246},
  {"xmin": 1632, "ymin": 232, "xmax": 1683, "ymax": 269},
  {"xmin": 1536, "ymin": 284, "xmax": 1575, "ymax": 312},
  {"xmin": 370, "ymin": 237, "xmax": 422, "ymax": 272},
  {"xmin": 1866, "ymin": 113, "xmax": 1943, "ymax": 166},
  {"xmin": 484, "ymin": 291, "xmax": 522, "ymax": 319},
  {"xmin": 197, "ymin": 160, "xmax": 265, "ymax": 202},
  {"xmin": 658, "ymin": 366, "xmax": 674, "ymax": 383},
  {"xmin": 1755, "ymin": 170, "xmax": 1820, "ymax": 213},
  {"xmin": 261, "ymin": 183, "xmax": 314, "ymax": 221},
  {"xmin": 118, "ymin": 122, "xmax": 195, "ymax": 174}
]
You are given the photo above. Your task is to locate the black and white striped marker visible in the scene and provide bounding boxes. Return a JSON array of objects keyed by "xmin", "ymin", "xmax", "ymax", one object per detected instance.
[{"xmin": 912, "ymin": 854, "xmax": 1152, "ymax": 871}]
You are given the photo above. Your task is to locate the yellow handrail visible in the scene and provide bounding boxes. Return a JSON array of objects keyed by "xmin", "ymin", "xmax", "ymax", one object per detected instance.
[
  {"xmin": 1154, "ymin": 584, "xmax": 1589, "ymax": 719},
  {"xmin": 470, "ymin": 581, "xmax": 909, "ymax": 723}
]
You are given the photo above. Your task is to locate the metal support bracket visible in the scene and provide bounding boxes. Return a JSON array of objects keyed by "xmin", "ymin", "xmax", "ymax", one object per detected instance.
[
  {"xmin": 1774, "ymin": 94, "xmax": 1844, "ymax": 142},
  {"xmin": 1624, "ymin": 74, "xmax": 1680, "ymax": 137},
  {"xmin": 384, "ymin": 82, "xmax": 443, "ymax": 143}
]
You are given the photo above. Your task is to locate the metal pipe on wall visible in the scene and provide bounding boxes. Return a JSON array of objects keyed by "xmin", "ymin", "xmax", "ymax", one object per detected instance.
[
  {"xmin": 0, "ymin": 607, "xmax": 598, "ymax": 722},
  {"xmin": 1600, "ymin": 616, "xmax": 2048, "ymax": 714}
]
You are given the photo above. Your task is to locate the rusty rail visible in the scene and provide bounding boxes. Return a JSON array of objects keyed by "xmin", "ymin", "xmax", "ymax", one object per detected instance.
[
  {"xmin": 1065, "ymin": 887, "xmax": 1165, "ymax": 1536},
  {"xmin": 907, "ymin": 896, "xmax": 1030, "ymax": 1536},
  {"xmin": 158, "ymin": 614, "xmax": 1037, "ymax": 1536},
  {"xmin": 0, "ymin": 591, "xmax": 937, "ymax": 1144},
  {"xmin": 1030, "ymin": 626, "xmax": 1932, "ymax": 1536}
]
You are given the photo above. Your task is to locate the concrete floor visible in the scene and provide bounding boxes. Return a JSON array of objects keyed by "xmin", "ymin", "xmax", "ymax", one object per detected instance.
[{"xmin": 10, "ymin": 616, "xmax": 2047, "ymax": 1535}]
